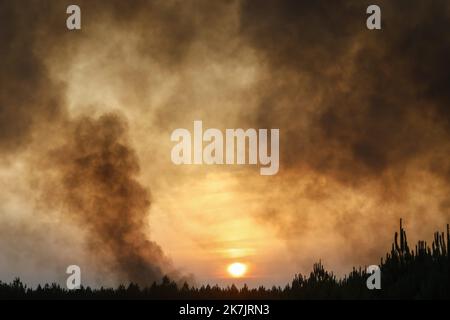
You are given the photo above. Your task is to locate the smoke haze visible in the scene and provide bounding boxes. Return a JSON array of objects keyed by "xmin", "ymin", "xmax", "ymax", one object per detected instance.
[{"xmin": 0, "ymin": 0, "xmax": 449, "ymax": 286}]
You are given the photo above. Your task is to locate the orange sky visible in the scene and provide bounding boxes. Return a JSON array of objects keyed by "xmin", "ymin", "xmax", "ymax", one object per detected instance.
[{"xmin": 1, "ymin": 0, "xmax": 450, "ymax": 288}]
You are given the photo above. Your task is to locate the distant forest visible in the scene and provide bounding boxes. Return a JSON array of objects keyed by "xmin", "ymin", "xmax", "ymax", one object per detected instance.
[{"xmin": 1, "ymin": 219, "xmax": 449, "ymax": 299}]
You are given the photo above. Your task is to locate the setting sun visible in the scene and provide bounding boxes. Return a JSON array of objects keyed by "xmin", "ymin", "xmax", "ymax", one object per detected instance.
[{"xmin": 227, "ymin": 262, "xmax": 247, "ymax": 278}]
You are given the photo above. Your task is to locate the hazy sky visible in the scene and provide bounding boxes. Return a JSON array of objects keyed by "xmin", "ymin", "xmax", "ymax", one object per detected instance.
[{"xmin": 1, "ymin": 0, "xmax": 450, "ymax": 288}]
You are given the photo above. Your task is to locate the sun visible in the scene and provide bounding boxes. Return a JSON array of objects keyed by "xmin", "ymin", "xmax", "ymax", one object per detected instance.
[{"xmin": 227, "ymin": 262, "xmax": 247, "ymax": 278}]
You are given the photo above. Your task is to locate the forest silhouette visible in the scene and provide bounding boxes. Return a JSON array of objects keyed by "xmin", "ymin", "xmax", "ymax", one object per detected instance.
[{"xmin": 1, "ymin": 219, "xmax": 449, "ymax": 299}]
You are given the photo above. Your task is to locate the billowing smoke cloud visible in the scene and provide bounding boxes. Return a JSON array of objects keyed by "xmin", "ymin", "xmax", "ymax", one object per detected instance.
[
  {"xmin": 0, "ymin": 0, "xmax": 66, "ymax": 154},
  {"xmin": 238, "ymin": 0, "xmax": 450, "ymax": 268},
  {"xmin": 0, "ymin": 0, "xmax": 192, "ymax": 285},
  {"xmin": 46, "ymin": 114, "xmax": 170, "ymax": 284},
  {"xmin": 241, "ymin": 0, "xmax": 450, "ymax": 180},
  {"xmin": 1, "ymin": 0, "xmax": 450, "ymax": 285}
]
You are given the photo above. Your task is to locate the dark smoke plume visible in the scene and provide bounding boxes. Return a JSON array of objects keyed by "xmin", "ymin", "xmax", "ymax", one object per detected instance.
[
  {"xmin": 48, "ymin": 114, "xmax": 169, "ymax": 284},
  {"xmin": 2, "ymin": 0, "xmax": 450, "ymax": 283},
  {"xmin": 240, "ymin": 0, "xmax": 450, "ymax": 181},
  {"xmin": 236, "ymin": 0, "xmax": 450, "ymax": 267},
  {"xmin": 0, "ymin": 0, "xmax": 181, "ymax": 284},
  {"xmin": 0, "ymin": 0, "xmax": 66, "ymax": 154}
]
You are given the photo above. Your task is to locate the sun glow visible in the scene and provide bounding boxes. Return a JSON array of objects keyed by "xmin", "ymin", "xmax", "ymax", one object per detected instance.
[{"xmin": 227, "ymin": 262, "xmax": 247, "ymax": 278}]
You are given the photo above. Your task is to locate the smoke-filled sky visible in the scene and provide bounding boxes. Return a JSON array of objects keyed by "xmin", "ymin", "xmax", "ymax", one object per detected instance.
[{"xmin": 1, "ymin": 0, "xmax": 450, "ymax": 288}]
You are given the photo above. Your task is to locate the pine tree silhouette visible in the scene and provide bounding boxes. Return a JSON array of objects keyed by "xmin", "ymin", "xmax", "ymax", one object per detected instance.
[{"xmin": 1, "ymin": 219, "xmax": 449, "ymax": 299}]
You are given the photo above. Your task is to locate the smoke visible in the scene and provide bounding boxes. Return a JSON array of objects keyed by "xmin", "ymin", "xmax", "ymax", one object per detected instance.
[
  {"xmin": 0, "ymin": 0, "xmax": 188, "ymax": 285},
  {"xmin": 0, "ymin": 0, "xmax": 66, "ymax": 155},
  {"xmin": 237, "ymin": 0, "xmax": 450, "ymax": 268},
  {"xmin": 240, "ymin": 0, "xmax": 450, "ymax": 179},
  {"xmin": 44, "ymin": 114, "xmax": 170, "ymax": 284},
  {"xmin": 1, "ymin": 0, "xmax": 450, "ymax": 284}
]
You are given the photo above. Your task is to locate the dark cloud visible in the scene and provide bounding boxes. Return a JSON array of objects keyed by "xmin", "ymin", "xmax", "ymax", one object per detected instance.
[
  {"xmin": 240, "ymin": 0, "xmax": 450, "ymax": 183},
  {"xmin": 0, "ymin": 0, "xmax": 200, "ymax": 284},
  {"xmin": 1, "ymin": 0, "xmax": 450, "ymax": 283},
  {"xmin": 238, "ymin": 0, "xmax": 450, "ymax": 267},
  {"xmin": 0, "ymin": 0, "xmax": 67, "ymax": 153},
  {"xmin": 46, "ymin": 114, "xmax": 170, "ymax": 284}
]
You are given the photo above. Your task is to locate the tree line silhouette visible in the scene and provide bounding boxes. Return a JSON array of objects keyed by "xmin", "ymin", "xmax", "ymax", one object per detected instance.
[{"xmin": 1, "ymin": 219, "xmax": 449, "ymax": 299}]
